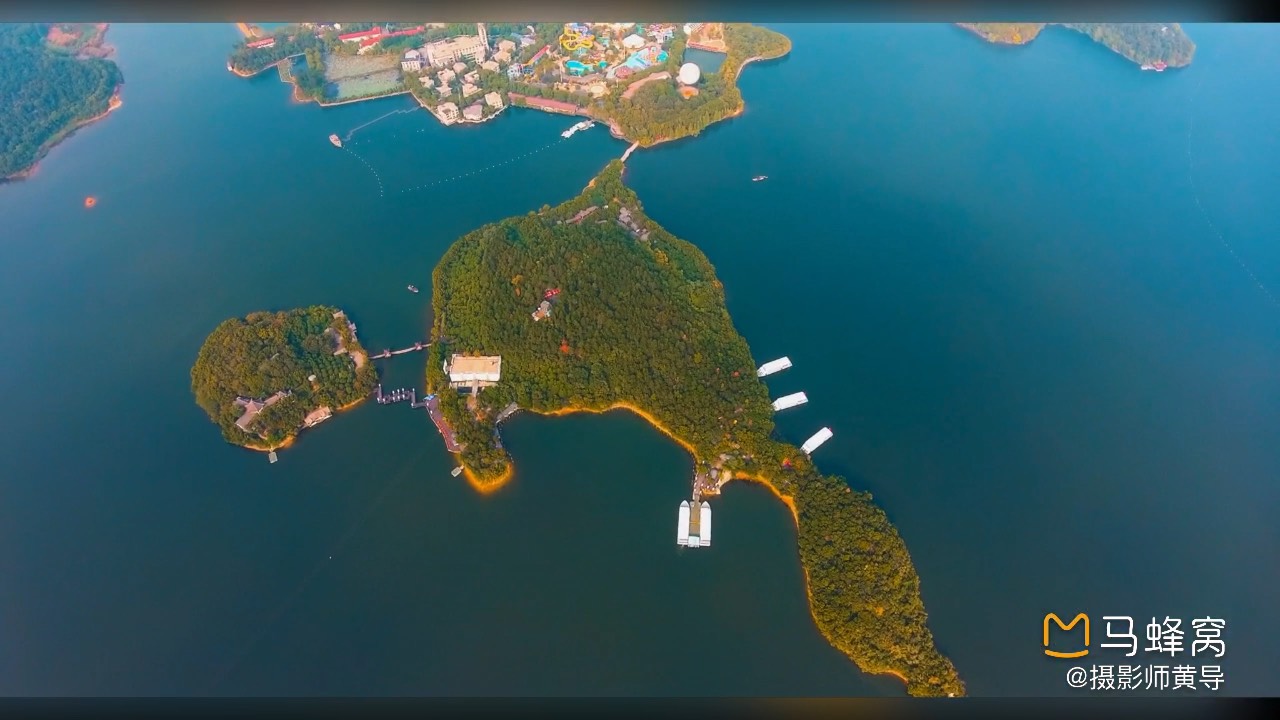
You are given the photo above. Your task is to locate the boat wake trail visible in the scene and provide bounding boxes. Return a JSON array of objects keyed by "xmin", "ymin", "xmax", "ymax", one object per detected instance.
[
  {"xmin": 344, "ymin": 107, "xmax": 418, "ymax": 145},
  {"xmin": 394, "ymin": 137, "xmax": 569, "ymax": 195},
  {"xmin": 202, "ymin": 449, "xmax": 425, "ymax": 694},
  {"xmin": 1186, "ymin": 78, "xmax": 1279, "ymax": 309},
  {"xmin": 340, "ymin": 147, "xmax": 385, "ymax": 198}
]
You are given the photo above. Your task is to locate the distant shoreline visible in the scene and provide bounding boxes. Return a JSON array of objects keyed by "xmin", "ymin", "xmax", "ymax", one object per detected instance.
[{"xmin": 229, "ymin": 24, "xmax": 787, "ymax": 154}]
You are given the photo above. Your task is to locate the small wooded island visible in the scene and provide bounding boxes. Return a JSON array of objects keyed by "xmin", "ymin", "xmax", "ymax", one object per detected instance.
[
  {"xmin": 1, "ymin": 23, "xmax": 123, "ymax": 181},
  {"xmin": 957, "ymin": 23, "xmax": 1196, "ymax": 68},
  {"xmin": 424, "ymin": 160, "xmax": 965, "ymax": 697},
  {"xmin": 191, "ymin": 306, "xmax": 378, "ymax": 451}
]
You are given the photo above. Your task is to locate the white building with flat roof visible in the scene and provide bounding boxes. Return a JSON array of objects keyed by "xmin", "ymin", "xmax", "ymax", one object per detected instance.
[
  {"xmin": 446, "ymin": 354, "xmax": 502, "ymax": 387},
  {"xmin": 401, "ymin": 49, "xmax": 423, "ymax": 72}
]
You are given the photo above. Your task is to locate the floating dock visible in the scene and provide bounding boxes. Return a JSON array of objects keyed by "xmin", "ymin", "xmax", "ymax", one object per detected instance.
[
  {"xmin": 757, "ymin": 357, "xmax": 792, "ymax": 377},
  {"xmin": 801, "ymin": 427, "xmax": 833, "ymax": 455},
  {"xmin": 771, "ymin": 392, "xmax": 809, "ymax": 412},
  {"xmin": 676, "ymin": 500, "xmax": 712, "ymax": 549},
  {"xmin": 268, "ymin": 451, "xmax": 278, "ymax": 464}
]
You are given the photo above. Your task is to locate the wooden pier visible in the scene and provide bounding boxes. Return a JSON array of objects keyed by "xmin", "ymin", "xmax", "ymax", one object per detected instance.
[{"xmin": 375, "ymin": 384, "xmax": 430, "ymax": 408}]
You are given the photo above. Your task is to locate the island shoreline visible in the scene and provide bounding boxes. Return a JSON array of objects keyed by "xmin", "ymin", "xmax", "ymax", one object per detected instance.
[
  {"xmin": 454, "ymin": 403, "xmax": 915, "ymax": 691},
  {"xmin": 3, "ymin": 90, "xmax": 123, "ymax": 184}
]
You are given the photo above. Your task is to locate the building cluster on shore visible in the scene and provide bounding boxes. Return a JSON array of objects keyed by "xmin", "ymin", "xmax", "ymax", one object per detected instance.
[
  {"xmin": 401, "ymin": 24, "xmax": 518, "ymax": 126},
  {"xmin": 236, "ymin": 21, "xmax": 722, "ymax": 133}
]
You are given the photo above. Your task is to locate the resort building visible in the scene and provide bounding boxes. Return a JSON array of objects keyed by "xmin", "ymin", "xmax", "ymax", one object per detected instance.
[
  {"xmin": 492, "ymin": 49, "xmax": 512, "ymax": 64},
  {"xmin": 303, "ymin": 406, "xmax": 333, "ymax": 428},
  {"xmin": 622, "ymin": 33, "xmax": 646, "ymax": 49},
  {"xmin": 246, "ymin": 37, "xmax": 276, "ymax": 49},
  {"xmin": 446, "ymin": 354, "xmax": 502, "ymax": 389},
  {"xmin": 480, "ymin": 59, "xmax": 500, "ymax": 72},
  {"xmin": 508, "ymin": 93, "xmax": 579, "ymax": 115},
  {"xmin": 436, "ymin": 101, "xmax": 460, "ymax": 125},
  {"xmin": 462, "ymin": 103, "xmax": 484, "ymax": 121},
  {"xmin": 339, "ymin": 27, "xmax": 382, "ymax": 44},
  {"xmin": 497, "ymin": 38, "xmax": 517, "ymax": 53},
  {"xmin": 484, "ymin": 91, "xmax": 504, "ymax": 109},
  {"xmin": 452, "ymin": 62, "xmax": 468, "ymax": 74},
  {"xmin": 425, "ymin": 33, "xmax": 487, "ymax": 67},
  {"xmin": 461, "ymin": 82, "xmax": 480, "ymax": 98},
  {"xmin": 437, "ymin": 68, "xmax": 456, "ymax": 84},
  {"xmin": 233, "ymin": 390, "xmax": 290, "ymax": 433},
  {"xmin": 463, "ymin": 70, "xmax": 479, "ymax": 84},
  {"xmin": 401, "ymin": 49, "xmax": 423, "ymax": 72}
]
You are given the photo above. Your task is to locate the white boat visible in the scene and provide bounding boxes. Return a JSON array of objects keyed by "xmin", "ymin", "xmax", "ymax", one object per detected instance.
[
  {"xmin": 451, "ymin": 466, "xmax": 464, "ymax": 477},
  {"xmin": 771, "ymin": 392, "xmax": 808, "ymax": 412},
  {"xmin": 329, "ymin": 134, "xmax": 343, "ymax": 148},
  {"xmin": 560, "ymin": 120, "xmax": 594, "ymax": 139},
  {"xmin": 757, "ymin": 357, "xmax": 792, "ymax": 377},
  {"xmin": 752, "ymin": 175, "xmax": 768, "ymax": 182},
  {"xmin": 801, "ymin": 427, "xmax": 833, "ymax": 455}
]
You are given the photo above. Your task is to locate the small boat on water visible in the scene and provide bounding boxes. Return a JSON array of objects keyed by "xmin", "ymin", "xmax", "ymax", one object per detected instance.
[
  {"xmin": 329, "ymin": 134, "xmax": 343, "ymax": 148},
  {"xmin": 451, "ymin": 466, "xmax": 464, "ymax": 477},
  {"xmin": 407, "ymin": 285, "xmax": 419, "ymax": 293},
  {"xmin": 1141, "ymin": 60, "xmax": 1168, "ymax": 72},
  {"xmin": 561, "ymin": 120, "xmax": 594, "ymax": 139},
  {"xmin": 752, "ymin": 175, "xmax": 768, "ymax": 182}
]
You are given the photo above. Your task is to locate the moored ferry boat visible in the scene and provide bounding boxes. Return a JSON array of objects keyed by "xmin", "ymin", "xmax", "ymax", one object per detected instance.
[{"xmin": 560, "ymin": 120, "xmax": 594, "ymax": 138}]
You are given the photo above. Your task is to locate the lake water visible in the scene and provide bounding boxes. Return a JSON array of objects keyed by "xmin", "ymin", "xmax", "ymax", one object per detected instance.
[{"xmin": 1, "ymin": 23, "xmax": 1276, "ymax": 696}]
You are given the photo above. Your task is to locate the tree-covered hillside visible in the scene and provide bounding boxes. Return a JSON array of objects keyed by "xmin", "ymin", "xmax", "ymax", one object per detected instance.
[
  {"xmin": 426, "ymin": 160, "xmax": 965, "ymax": 696},
  {"xmin": 0, "ymin": 23, "xmax": 122, "ymax": 179},
  {"xmin": 958, "ymin": 23, "xmax": 1196, "ymax": 67}
]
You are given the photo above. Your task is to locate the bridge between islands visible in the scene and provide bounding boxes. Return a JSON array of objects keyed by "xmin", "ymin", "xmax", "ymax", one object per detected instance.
[{"xmin": 369, "ymin": 341, "xmax": 430, "ymax": 360}]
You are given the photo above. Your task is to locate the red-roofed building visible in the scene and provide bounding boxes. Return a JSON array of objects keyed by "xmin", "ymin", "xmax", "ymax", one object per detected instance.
[
  {"xmin": 508, "ymin": 93, "xmax": 580, "ymax": 115},
  {"xmin": 383, "ymin": 25, "xmax": 424, "ymax": 39},
  {"xmin": 246, "ymin": 37, "xmax": 276, "ymax": 49},
  {"xmin": 339, "ymin": 26, "xmax": 383, "ymax": 43}
]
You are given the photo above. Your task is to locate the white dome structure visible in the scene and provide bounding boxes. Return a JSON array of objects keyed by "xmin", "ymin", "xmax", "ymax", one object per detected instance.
[{"xmin": 677, "ymin": 62, "xmax": 701, "ymax": 85}]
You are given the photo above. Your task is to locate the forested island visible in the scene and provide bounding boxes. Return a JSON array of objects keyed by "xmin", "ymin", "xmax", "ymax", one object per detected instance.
[
  {"xmin": 424, "ymin": 160, "xmax": 964, "ymax": 697},
  {"xmin": 191, "ymin": 306, "xmax": 378, "ymax": 451},
  {"xmin": 0, "ymin": 23, "xmax": 123, "ymax": 180},
  {"xmin": 957, "ymin": 23, "xmax": 1196, "ymax": 68}
]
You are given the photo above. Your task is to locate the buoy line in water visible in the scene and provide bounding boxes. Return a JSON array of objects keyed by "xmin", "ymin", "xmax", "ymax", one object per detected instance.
[
  {"xmin": 394, "ymin": 137, "xmax": 570, "ymax": 195},
  {"xmin": 1186, "ymin": 78, "xmax": 1279, "ymax": 309},
  {"xmin": 343, "ymin": 106, "xmax": 418, "ymax": 145},
  {"xmin": 340, "ymin": 146, "xmax": 385, "ymax": 198}
]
